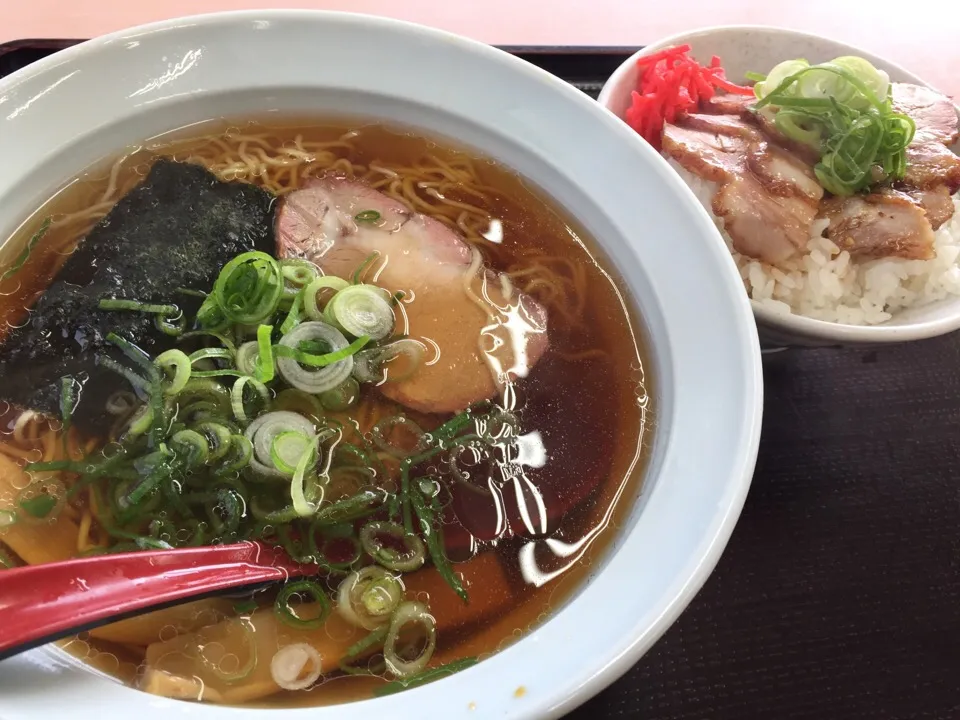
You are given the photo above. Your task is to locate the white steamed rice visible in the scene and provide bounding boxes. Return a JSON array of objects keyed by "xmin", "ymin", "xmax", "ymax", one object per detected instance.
[{"xmin": 670, "ymin": 159, "xmax": 960, "ymax": 325}]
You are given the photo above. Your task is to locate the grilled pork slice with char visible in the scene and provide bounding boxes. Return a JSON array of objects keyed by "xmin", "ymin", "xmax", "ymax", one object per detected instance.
[
  {"xmin": 661, "ymin": 112, "xmax": 824, "ymax": 266},
  {"xmin": 820, "ymin": 190, "xmax": 936, "ymax": 261},
  {"xmin": 891, "ymin": 83, "xmax": 960, "ymax": 225}
]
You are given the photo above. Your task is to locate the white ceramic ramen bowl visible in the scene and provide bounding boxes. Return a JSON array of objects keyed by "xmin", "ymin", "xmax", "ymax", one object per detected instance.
[
  {"xmin": 0, "ymin": 11, "xmax": 762, "ymax": 720},
  {"xmin": 599, "ymin": 26, "xmax": 960, "ymax": 348}
]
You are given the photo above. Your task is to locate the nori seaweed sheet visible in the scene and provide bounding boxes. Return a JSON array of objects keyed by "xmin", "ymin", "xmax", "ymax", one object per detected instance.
[{"xmin": 0, "ymin": 159, "xmax": 276, "ymax": 433}]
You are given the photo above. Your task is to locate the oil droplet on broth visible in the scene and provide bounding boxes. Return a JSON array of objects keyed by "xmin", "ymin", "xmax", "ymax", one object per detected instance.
[{"xmin": 96, "ymin": 651, "xmax": 121, "ymax": 675}]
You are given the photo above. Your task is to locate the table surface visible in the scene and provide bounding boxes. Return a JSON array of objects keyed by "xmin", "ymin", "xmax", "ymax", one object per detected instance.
[{"xmin": 2, "ymin": 0, "xmax": 959, "ymax": 97}]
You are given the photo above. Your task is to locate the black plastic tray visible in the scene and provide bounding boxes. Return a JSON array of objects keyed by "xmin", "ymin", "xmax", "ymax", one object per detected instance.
[{"xmin": 3, "ymin": 39, "xmax": 960, "ymax": 720}]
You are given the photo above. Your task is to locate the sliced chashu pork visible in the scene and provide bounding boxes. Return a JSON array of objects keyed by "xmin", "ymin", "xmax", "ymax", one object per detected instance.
[
  {"xmin": 904, "ymin": 185, "xmax": 955, "ymax": 230},
  {"xmin": 701, "ymin": 94, "xmax": 822, "ymax": 164},
  {"xmin": 892, "ymin": 83, "xmax": 959, "ymax": 146},
  {"xmin": 275, "ymin": 177, "xmax": 548, "ymax": 414},
  {"xmin": 901, "ymin": 141, "xmax": 960, "ymax": 193},
  {"xmin": 701, "ymin": 94, "xmax": 754, "ymax": 116},
  {"xmin": 662, "ymin": 112, "xmax": 824, "ymax": 265},
  {"xmin": 821, "ymin": 190, "xmax": 935, "ymax": 260},
  {"xmin": 892, "ymin": 83, "xmax": 960, "ymax": 198}
]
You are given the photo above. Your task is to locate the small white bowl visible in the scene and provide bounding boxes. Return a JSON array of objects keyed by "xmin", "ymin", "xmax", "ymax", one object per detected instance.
[
  {"xmin": 0, "ymin": 11, "xmax": 762, "ymax": 720},
  {"xmin": 599, "ymin": 25, "xmax": 960, "ymax": 348}
]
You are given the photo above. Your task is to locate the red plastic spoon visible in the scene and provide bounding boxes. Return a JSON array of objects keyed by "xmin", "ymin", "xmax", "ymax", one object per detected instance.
[{"xmin": 0, "ymin": 541, "xmax": 314, "ymax": 661}]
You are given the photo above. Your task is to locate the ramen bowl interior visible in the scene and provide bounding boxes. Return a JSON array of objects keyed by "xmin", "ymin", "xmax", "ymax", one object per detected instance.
[{"xmin": 0, "ymin": 11, "xmax": 762, "ymax": 720}]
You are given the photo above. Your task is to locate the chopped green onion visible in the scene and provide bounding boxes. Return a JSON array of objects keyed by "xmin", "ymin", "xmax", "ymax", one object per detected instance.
[
  {"xmin": 95, "ymin": 355, "xmax": 151, "ymax": 394},
  {"xmin": 231, "ymin": 376, "xmax": 270, "ymax": 424},
  {"xmin": 303, "ymin": 276, "xmax": 350, "ymax": 321},
  {"xmin": 175, "ymin": 287, "xmax": 208, "ymax": 299},
  {"xmin": 196, "ymin": 293, "xmax": 228, "ymax": 330},
  {"xmin": 254, "ymin": 324, "xmax": 276, "ymax": 384},
  {"xmin": 274, "ymin": 580, "xmax": 331, "ymax": 630},
  {"xmin": 233, "ymin": 600, "xmax": 258, "ymax": 615},
  {"xmin": 245, "ymin": 411, "xmax": 317, "ymax": 479},
  {"xmin": 336, "ymin": 566, "xmax": 404, "ymax": 630},
  {"xmin": 271, "ymin": 431, "xmax": 313, "ymax": 475},
  {"xmin": 190, "ymin": 369, "xmax": 247, "ymax": 379},
  {"xmin": 176, "ymin": 378, "xmax": 233, "ymax": 416},
  {"xmin": 752, "ymin": 57, "xmax": 914, "ymax": 195},
  {"xmin": 290, "ymin": 440, "xmax": 319, "ymax": 517},
  {"xmin": 274, "ymin": 334, "xmax": 370, "ymax": 368},
  {"xmin": 430, "ymin": 406, "xmax": 483, "ymax": 444},
  {"xmin": 99, "ymin": 299, "xmax": 181, "ymax": 319},
  {"xmin": 276, "ymin": 322, "xmax": 355, "ymax": 394},
  {"xmin": 339, "ymin": 626, "xmax": 389, "ymax": 675},
  {"xmin": 155, "ymin": 349, "xmax": 192, "ymax": 395},
  {"xmin": 1, "ymin": 218, "xmax": 50, "ymax": 282},
  {"xmin": 352, "ymin": 252, "xmax": 380, "ymax": 285},
  {"xmin": 126, "ymin": 445, "xmax": 175, "ymax": 506},
  {"xmin": 194, "ymin": 421, "xmax": 234, "ymax": 462},
  {"xmin": 313, "ymin": 489, "xmax": 387, "ymax": 526},
  {"xmin": 236, "ymin": 341, "xmax": 260, "ymax": 376},
  {"xmin": 412, "ymin": 486, "xmax": 467, "ymax": 602},
  {"xmin": 353, "ymin": 339, "xmax": 424, "ymax": 384},
  {"xmin": 325, "ymin": 285, "xmax": 394, "ymax": 341},
  {"xmin": 19, "ymin": 493, "xmax": 58, "ymax": 519},
  {"xmin": 106, "ymin": 333, "xmax": 158, "ymax": 381},
  {"xmin": 147, "ymin": 377, "xmax": 167, "ymax": 448},
  {"xmin": 272, "ymin": 388, "xmax": 325, "ymax": 423},
  {"xmin": 134, "ymin": 536, "xmax": 174, "ymax": 550},
  {"xmin": 206, "ymin": 488, "xmax": 243, "ymax": 535},
  {"xmin": 269, "ymin": 642, "xmax": 324, "ymax": 690},
  {"xmin": 99, "ymin": 299, "xmax": 185, "ymax": 336},
  {"xmin": 280, "ymin": 290, "xmax": 303, "ymax": 335},
  {"xmin": 281, "ymin": 258, "xmax": 320, "ymax": 290},
  {"xmin": 156, "ymin": 314, "xmax": 186, "ymax": 337},
  {"xmin": 178, "ymin": 330, "xmax": 237, "ymax": 355},
  {"xmin": 354, "ymin": 210, "xmax": 382, "ymax": 224},
  {"xmin": 212, "ymin": 251, "xmax": 284, "ymax": 326},
  {"xmin": 374, "ymin": 657, "xmax": 479, "ymax": 697},
  {"xmin": 171, "ymin": 429, "xmax": 210, "ymax": 466},
  {"xmin": 309, "ymin": 530, "xmax": 361, "ymax": 572},
  {"xmin": 372, "ymin": 415, "xmax": 426, "ymax": 458},
  {"xmin": 220, "ymin": 434, "xmax": 253, "ymax": 473},
  {"xmin": 188, "ymin": 347, "xmax": 234, "ymax": 364},
  {"xmin": 318, "ymin": 377, "xmax": 360, "ymax": 412},
  {"xmin": 359, "ymin": 520, "xmax": 426, "ymax": 572},
  {"xmin": 383, "ymin": 601, "xmax": 437, "ymax": 678}
]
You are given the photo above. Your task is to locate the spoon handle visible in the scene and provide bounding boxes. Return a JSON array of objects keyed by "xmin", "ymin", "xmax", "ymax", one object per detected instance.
[{"xmin": 0, "ymin": 542, "xmax": 308, "ymax": 661}]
